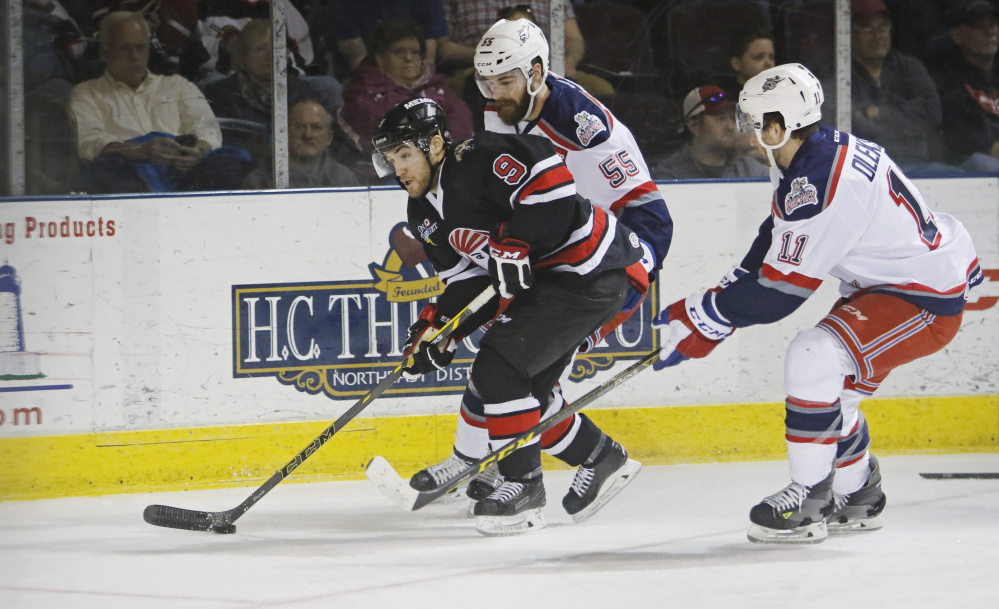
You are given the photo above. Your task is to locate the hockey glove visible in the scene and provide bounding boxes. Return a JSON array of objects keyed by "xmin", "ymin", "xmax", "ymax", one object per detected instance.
[
  {"xmin": 402, "ymin": 304, "xmax": 456, "ymax": 378},
  {"xmin": 488, "ymin": 233, "xmax": 532, "ymax": 299},
  {"xmin": 652, "ymin": 291, "xmax": 734, "ymax": 371}
]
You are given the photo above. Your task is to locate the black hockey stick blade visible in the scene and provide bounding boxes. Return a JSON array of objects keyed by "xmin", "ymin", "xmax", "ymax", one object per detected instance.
[
  {"xmin": 143, "ymin": 286, "xmax": 497, "ymax": 533},
  {"xmin": 919, "ymin": 473, "xmax": 999, "ymax": 479},
  {"xmin": 409, "ymin": 349, "xmax": 661, "ymax": 511}
]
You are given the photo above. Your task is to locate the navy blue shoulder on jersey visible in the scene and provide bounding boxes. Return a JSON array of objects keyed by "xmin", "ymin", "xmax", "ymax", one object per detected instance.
[
  {"xmin": 527, "ymin": 76, "xmax": 613, "ymax": 150},
  {"xmin": 738, "ymin": 216, "xmax": 775, "ymax": 273},
  {"xmin": 773, "ymin": 126, "xmax": 849, "ymax": 222}
]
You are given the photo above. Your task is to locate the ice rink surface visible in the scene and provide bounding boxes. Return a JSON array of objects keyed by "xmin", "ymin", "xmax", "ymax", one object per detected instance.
[{"xmin": 1, "ymin": 453, "xmax": 997, "ymax": 609}]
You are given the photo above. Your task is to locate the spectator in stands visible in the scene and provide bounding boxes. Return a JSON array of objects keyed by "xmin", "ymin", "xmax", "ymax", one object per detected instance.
[
  {"xmin": 323, "ymin": 0, "xmax": 450, "ymax": 75},
  {"xmin": 928, "ymin": 0, "xmax": 999, "ymax": 173},
  {"xmin": 719, "ymin": 28, "xmax": 775, "ymax": 100},
  {"xmin": 653, "ymin": 85, "xmax": 767, "ymax": 180},
  {"xmin": 70, "ymin": 12, "xmax": 249, "ymax": 193},
  {"xmin": 91, "ymin": 0, "xmax": 206, "ymax": 80},
  {"xmin": 442, "ymin": 1, "xmax": 612, "ymax": 97},
  {"xmin": 243, "ymin": 99, "xmax": 359, "ymax": 189},
  {"xmin": 194, "ymin": 0, "xmax": 342, "ymax": 115},
  {"xmin": 850, "ymin": 0, "xmax": 951, "ymax": 173},
  {"xmin": 339, "ymin": 18, "xmax": 473, "ymax": 153},
  {"xmin": 203, "ymin": 20, "xmax": 314, "ymax": 159}
]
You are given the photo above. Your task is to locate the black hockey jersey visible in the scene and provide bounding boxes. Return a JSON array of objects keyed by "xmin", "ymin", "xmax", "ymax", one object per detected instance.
[{"xmin": 407, "ymin": 132, "xmax": 644, "ymax": 322}]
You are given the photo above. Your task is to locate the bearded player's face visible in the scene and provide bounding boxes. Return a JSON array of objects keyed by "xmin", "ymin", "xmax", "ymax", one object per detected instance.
[{"xmin": 482, "ymin": 69, "xmax": 532, "ymax": 126}]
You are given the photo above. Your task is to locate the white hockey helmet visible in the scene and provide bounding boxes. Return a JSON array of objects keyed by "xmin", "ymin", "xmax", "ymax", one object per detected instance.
[
  {"xmin": 736, "ymin": 63, "xmax": 824, "ymax": 152},
  {"xmin": 474, "ymin": 18, "xmax": 549, "ymax": 114}
]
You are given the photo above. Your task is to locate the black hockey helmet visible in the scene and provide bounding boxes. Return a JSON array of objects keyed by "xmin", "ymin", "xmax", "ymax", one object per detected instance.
[{"xmin": 371, "ymin": 98, "xmax": 452, "ymax": 177}]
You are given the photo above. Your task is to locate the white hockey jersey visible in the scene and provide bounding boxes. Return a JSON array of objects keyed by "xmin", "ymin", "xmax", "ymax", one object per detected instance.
[
  {"xmin": 717, "ymin": 126, "xmax": 982, "ymax": 325},
  {"xmin": 484, "ymin": 75, "xmax": 672, "ymax": 271}
]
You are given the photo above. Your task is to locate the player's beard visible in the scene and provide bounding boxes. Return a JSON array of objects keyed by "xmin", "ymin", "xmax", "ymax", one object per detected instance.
[{"xmin": 495, "ymin": 92, "xmax": 532, "ymax": 126}]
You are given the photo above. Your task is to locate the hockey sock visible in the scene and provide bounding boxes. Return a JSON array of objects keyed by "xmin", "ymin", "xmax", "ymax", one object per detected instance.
[{"xmin": 785, "ymin": 396, "xmax": 842, "ymax": 486}]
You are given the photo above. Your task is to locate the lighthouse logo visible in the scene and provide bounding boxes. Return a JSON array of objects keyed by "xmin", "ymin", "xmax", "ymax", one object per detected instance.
[{"xmin": 0, "ymin": 262, "xmax": 43, "ymax": 380}]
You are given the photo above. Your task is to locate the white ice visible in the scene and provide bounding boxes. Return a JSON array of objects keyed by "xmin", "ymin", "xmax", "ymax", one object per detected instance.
[{"xmin": 1, "ymin": 453, "xmax": 997, "ymax": 609}]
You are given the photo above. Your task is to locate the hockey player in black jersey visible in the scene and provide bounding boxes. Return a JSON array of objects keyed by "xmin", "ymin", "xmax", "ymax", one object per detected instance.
[{"xmin": 371, "ymin": 98, "xmax": 646, "ymax": 535}]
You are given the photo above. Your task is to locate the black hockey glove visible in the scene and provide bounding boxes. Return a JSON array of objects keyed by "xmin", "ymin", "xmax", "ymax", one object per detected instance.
[
  {"xmin": 402, "ymin": 304, "xmax": 456, "ymax": 377},
  {"xmin": 487, "ymin": 232, "xmax": 532, "ymax": 299}
]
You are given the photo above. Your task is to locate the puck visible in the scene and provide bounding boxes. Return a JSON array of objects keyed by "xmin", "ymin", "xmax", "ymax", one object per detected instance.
[{"xmin": 212, "ymin": 524, "xmax": 237, "ymax": 534}]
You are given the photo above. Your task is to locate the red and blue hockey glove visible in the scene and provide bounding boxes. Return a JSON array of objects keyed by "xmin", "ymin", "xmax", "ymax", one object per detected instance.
[
  {"xmin": 402, "ymin": 304, "xmax": 456, "ymax": 377},
  {"xmin": 652, "ymin": 291, "xmax": 734, "ymax": 371},
  {"xmin": 488, "ymin": 231, "xmax": 532, "ymax": 299}
]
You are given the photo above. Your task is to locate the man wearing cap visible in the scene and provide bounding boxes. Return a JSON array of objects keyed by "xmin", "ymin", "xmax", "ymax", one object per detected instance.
[
  {"xmin": 653, "ymin": 85, "xmax": 767, "ymax": 180},
  {"xmin": 927, "ymin": 0, "xmax": 999, "ymax": 172},
  {"xmin": 850, "ymin": 0, "xmax": 947, "ymax": 173}
]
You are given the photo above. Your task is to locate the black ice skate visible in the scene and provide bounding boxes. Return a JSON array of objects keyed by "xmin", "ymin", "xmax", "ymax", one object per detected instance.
[
  {"xmin": 473, "ymin": 476, "xmax": 547, "ymax": 536},
  {"xmin": 409, "ymin": 452, "xmax": 472, "ymax": 503},
  {"xmin": 466, "ymin": 463, "xmax": 504, "ymax": 501},
  {"xmin": 828, "ymin": 455, "xmax": 886, "ymax": 533},
  {"xmin": 747, "ymin": 470, "xmax": 835, "ymax": 544},
  {"xmin": 562, "ymin": 439, "xmax": 642, "ymax": 523}
]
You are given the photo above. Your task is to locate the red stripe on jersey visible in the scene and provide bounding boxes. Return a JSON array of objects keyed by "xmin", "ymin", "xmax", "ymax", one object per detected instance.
[
  {"xmin": 516, "ymin": 163, "xmax": 575, "ymax": 203},
  {"xmin": 786, "ymin": 396, "xmax": 837, "ymax": 409},
  {"xmin": 891, "ymin": 281, "xmax": 967, "ymax": 296},
  {"xmin": 535, "ymin": 206, "xmax": 609, "ymax": 269},
  {"xmin": 536, "ymin": 121, "xmax": 582, "ymax": 152},
  {"xmin": 770, "ymin": 192, "xmax": 780, "ymax": 218},
  {"xmin": 485, "ymin": 102, "xmax": 497, "ymax": 112},
  {"xmin": 487, "ymin": 410, "xmax": 541, "ymax": 437},
  {"xmin": 610, "ymin": 181, "xmax": 659, "ymax": 213},
  {"xmin": 761, "ymin": 264, "xmax": 823, "ymax": 290},
  {"xmin": 825, "ymin": 144, "xmax": 849, "ymax": 203}
]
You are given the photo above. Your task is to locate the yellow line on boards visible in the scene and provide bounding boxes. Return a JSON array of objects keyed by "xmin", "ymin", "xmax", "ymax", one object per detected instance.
[{"xmin": 0, "ymin": 395, "xmax": 994, "ymax": 502}]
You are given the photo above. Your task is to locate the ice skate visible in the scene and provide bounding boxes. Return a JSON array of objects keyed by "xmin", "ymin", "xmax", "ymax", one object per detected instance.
[
  {"xmin": 747, "ymin": 470, "xmax": 834, "ymax": 544},
  {"xmin": 562, "ymin": 440, "xmax": 642, "ymax": 523},
  {"xmin": 828, "ymin": 455, "xmax": 886, "ymax": 533},
  {"xmin": 466, "ymin": 463, "xmax": 504, "ymax": 501},
  {"xmin": 473, "ymin": 477, "xmax": 547, "ymax": 536},
  {"xmin": 408, "ymin": 452, "xmax": 471, "ymax": 503}
]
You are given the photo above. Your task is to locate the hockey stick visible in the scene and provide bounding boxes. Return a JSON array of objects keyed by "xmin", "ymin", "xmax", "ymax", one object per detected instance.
[
  {"xmin": 143, "ymin": 285, "xmax": 497, "ymax": 534},
  {"xmin": 919, "ymin": 473, "xmax": 999, "ymax": 479},
  {"xmin": 366, "ymin": 348, "xmax": 661, "ymax": 511}
]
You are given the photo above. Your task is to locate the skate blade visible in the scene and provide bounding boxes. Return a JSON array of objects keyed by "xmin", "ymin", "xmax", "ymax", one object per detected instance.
[
  {"xmin": 827, "ymin": 515, "xmax": 883, "ymax": 534},
  {"xmin": 747, "ymin": 521, "xmax": 828, "ymax": 545},
  {"xmin": 571, "ymin": 459, "xmax": 642, "ymax": 524},
  {"xmin": 475, "ymin": 509, "xmax": 547, "ymax": 536}
]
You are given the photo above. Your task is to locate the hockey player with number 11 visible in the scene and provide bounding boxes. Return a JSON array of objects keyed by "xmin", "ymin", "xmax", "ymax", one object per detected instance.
[{"xmin": 653, "ymin": 64, "xmax": 982, "ymax": 544}]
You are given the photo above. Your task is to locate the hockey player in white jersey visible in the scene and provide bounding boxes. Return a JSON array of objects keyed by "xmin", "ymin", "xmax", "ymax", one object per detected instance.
[
  {"xmin": 652, "ymin": 64, "xmax": 983, "ymax": 544},
  {"xmin": 407, "ymin": 17, "xmax": 674, "ymax": 507}
]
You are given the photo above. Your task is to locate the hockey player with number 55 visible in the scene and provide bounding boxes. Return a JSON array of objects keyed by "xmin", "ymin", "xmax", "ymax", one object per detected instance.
[
  {"xmin": 653, "ymin": 64, "xmax": 983, "ymax": 544},
  {"xmin": 371, "ymin": 98, "xmax": 648, "ymax": 535},
  {"xmin": 406, "ymin": 17, "xmax": 673, "ymax": 506}
]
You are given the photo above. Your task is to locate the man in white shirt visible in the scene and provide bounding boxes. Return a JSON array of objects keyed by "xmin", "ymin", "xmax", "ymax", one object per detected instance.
[{"xmin": 70, "ymin": 11, "xmax": 245, "ymax": 193}]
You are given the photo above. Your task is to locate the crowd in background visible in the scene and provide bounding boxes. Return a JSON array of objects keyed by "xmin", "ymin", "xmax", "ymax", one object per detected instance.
[{"xmin": 3, "ymin": 0, "xmax": 997, "ymax": 195}]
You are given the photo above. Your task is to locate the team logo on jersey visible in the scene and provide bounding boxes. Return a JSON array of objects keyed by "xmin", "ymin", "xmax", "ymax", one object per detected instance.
[
  {"xmin": 762, "ymin": 75, "xmax": 784, "ymax": 92},
  {"xmin": 784, "ymin": 176, "xmax": 819, "ymax": 214},
  {"xmin": 574, "ymin": 111, "xmax": 606, "ymax": 146},
  {"xmin": 417, "ymin": 218, "xmax": 438, "ymax": 243},
  {"xmin": 454, "ymin": 139, "xmax": 474, "ymax": 162},
  {"xmin": 448, "ymin": 228, "xmax": 491, "ymax": 265}
]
